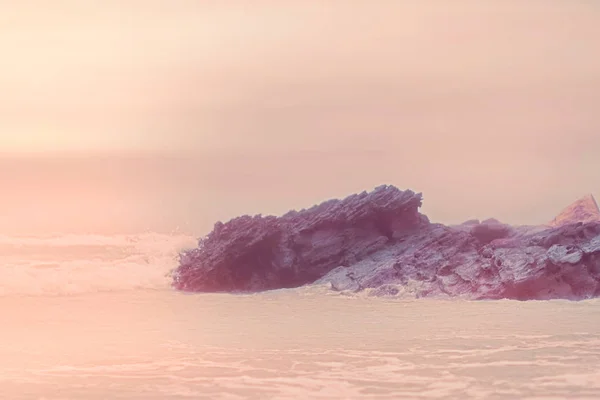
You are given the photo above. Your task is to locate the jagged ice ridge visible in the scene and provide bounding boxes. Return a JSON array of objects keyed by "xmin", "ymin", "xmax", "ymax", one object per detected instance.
[{"xmin": 173, "ymin": 186, "xmax": 600, "ymax": 300}]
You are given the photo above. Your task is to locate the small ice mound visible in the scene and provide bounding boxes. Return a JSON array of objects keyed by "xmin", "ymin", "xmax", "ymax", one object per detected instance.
[
  {"xmin": 316, "ymin": 263, "xmax": 435, "ymax": 299},
  {"xmin": 366, "ymin": 284, "xmax": 400, "ymax": 297},
  {"xmin": 247, "ymin": 282, "xmax": 335, "ymax": 298},
  {"xmin": 549, "ymin": 194, "xmax": 600, "ymax": 227},
  {"xmin": 363, "ymin": 280, "xmax": 442, "ymax": 299},
  {"xmin": 315, "ymin": 266, "xmax": 362, "ymax": 293},
  {"xmin": 470, "ymin": 219, "xmax": 513, "ymax": 244}
]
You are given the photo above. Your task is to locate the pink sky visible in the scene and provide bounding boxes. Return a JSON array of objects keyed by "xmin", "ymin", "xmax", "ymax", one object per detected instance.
[{"xmin": 1, "ymin": 1, "xmax": 599, "ymax": 234}]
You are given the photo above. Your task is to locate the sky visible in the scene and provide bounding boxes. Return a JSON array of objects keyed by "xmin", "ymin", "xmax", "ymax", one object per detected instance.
[{"xmin": 1, "ymin": 1, "xmax": 600, "ymax": 234}]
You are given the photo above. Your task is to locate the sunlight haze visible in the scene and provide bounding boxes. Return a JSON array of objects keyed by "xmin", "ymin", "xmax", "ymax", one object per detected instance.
[{"xmin": 1, "ymin": 1, "xmax": 599, "ymax": 233}]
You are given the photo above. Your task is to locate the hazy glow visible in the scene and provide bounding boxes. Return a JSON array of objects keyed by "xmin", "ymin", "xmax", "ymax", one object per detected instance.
[{"xmin": 1, "ymin": 1, "xmax": 600, "ymax": 233}]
